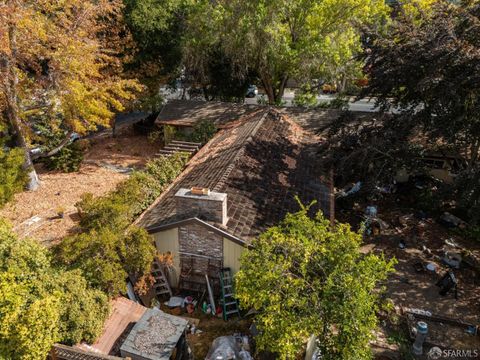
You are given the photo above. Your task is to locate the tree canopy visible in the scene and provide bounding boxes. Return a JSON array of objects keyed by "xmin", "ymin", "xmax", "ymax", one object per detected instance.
[
  {"xmin": 124, "ymin": 0, "xmax": 391, "ymax": 104},
  {"xmin": 0, "ymin": 219, "xmax": 109, "ymax": 359},
  {"xmin": 55, "ymin": 226, "xmax": 155, "ymax": 296},
  {"xmin": 364, "ymin": 1, "xmax": 480, "ymax": 161},
  {"xmin": 235, "ymin": 206, "xmax": 395, "ymax": 359},
  {"xmin": 340, "ymin": 1, "xmax": 480, "ymax": 222},
  {"xmin": 0, "ymin": 0, "xmax": 141, "ymax": 189}
]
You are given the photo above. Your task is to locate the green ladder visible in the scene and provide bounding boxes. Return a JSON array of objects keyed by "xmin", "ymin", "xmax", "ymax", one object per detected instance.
[{"xmin": 219, "ymin": 267, "xmax": 241, "ymax": 321}]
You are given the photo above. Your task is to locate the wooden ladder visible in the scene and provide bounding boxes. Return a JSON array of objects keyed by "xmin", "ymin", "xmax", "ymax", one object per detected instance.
[
  {"xmin": 152, "ymin": 259, "xmax": 172, "ymax": 298},
  {"xmin": 219, "ymin": 267, "xmax": 241, "ymax": 321}
]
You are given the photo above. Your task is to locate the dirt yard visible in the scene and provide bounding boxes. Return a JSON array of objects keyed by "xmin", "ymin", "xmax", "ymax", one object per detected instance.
[
  {"xmin": 336, "ymin": 183, "xmax": 480, "ymax": 357},
  {"xmin": 0, "ymin": 127, "xmax": 162, "ymax": 245}
]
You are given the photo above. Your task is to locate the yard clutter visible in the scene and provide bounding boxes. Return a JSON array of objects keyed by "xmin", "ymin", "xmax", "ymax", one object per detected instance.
[
  {"xmin": 436, "ymin": 270, "xmax": 458, "ymax": 297},
  {"xmin": 336, "ymin": 181, "xmax": 362, "ymax": 198},
  {"xmin": 439, "ymin": 212, "xmax": 467, "ymax": 229},
  {"xmin": 205, "ymin": 336, "xmax": 252, "ymax": 360},
  {"xmin": 404, "ymin": 307, "xmax": 479, "ymax": 354},
  {"xmin": 332, "ymin": 175, "xmax": 480, "ymax": 356},
  {"xmin": 364, "ymin": 205, "xmax": 390, "ymax": 236}
]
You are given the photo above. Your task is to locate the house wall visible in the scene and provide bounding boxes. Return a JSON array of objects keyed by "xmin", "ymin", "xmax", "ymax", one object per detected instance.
[
  {"xmin": 152, "ymin": 228, "xmax": 180, "ymax": 287},
  {"xmin": 151, "ymin": 222, "xmax": 247, "ymax": 292},
  {"xmin": 177, "ymin": 222, "xmax": 223, "ymax": 292},
  {"xmin": 223, "ymin": 238, "xmax": 245, "ymax": 275}
]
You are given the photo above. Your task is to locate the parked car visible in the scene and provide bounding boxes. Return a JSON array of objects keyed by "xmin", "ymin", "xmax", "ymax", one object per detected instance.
[
  {"xmin": 321, "ymin": 83, "xmax": 337, "ymax": 94},
  {"xmin": 246, "ymin": 85, "xmax": 258, "ymax": 98}
]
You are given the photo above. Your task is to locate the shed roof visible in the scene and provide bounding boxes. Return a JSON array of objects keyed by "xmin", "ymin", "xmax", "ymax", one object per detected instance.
[
  {"xmin": 119, "ymin": 308, "xmax": 188, "ymax": 360},
  {"xmin": 136, "ymin": 108, "xmax": 333, "ymax": 242},
  {"xmin": 156, "ymin": 99, "xmax": 261, "ymax": 127},
  {"xmin": 76, "ymin": 297, "xmax": 147, "ymax": 355}
]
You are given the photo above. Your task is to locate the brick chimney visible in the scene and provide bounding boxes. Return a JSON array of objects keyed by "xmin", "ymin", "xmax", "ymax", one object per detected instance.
[{"xmin": 175, "ymin": 188, "xmax": 228, "ymax": 225}]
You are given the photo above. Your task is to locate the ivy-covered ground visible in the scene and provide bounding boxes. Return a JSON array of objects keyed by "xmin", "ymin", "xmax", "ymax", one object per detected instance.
[{"xmin": 0, "ymin": 127, "xmax": 162, "ymax": 245}]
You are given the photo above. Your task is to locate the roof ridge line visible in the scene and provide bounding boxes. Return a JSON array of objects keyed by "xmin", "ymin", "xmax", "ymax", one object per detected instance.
[
  {"xmin": 133, "ymin": 108, "xmax": 268, "ymax": 227},
  {"xmin": 213, "ymin": 109, "xmax": 270, "ymax": 192}
]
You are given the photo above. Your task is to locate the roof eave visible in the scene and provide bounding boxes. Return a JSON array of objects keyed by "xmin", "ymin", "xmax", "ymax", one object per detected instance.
[{"xmin": 146, "ymin": 217, "xmax": 250, "ymax": 248}]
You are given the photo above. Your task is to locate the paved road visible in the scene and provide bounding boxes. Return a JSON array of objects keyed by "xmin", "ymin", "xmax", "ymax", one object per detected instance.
[
  {"xmin": 245, "ymin": 92, "xmax": 381, "ymax": 112},
  {"xmin": 161, "ymin": 86, "xmax": 385, "ymax": 113}
]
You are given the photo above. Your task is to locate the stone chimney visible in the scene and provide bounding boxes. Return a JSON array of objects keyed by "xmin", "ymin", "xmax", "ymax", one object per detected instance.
[{"xmin": 175, "ymin": 188, "xmax": 228, "ymax": 225}]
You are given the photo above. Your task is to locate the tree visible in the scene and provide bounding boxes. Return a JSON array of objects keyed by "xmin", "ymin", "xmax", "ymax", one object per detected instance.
[
  {"xmin": 0, "ymin": 0, "xmax": 140, "ymax": 190},
  {"xmin": 124, "ymin": 0, "xmax": 248, "ymax": 101},
  {"xmin": 360, "ymin": 1, "xmax": 480, "ymax": 221},
  {"xmin": 55, "ymin": 270, "xmax": 110, "ymax": 345},
  {"xmin": 0, "ymin": 219, "xmax": 109, "ymax": 359},
  {"xmin": 183, "ymin": 0, "xmax": 390, "ymax": 104},
  {"xmin": 55, "ymin": 226, "xmax": 155, "ymax": 296},
  {"xmin": 364, "ymin": 1, "xmax": 480, "ymax": 166},
  {"xmin": 235, "ymin": 206, "xmax": 395, "ymax": 359},
  {"xmin": 124, "ymin": 0, "xmax": 390, "ymax": 104},
  {"xmin": 123, "ymin": 0, "xmax": 186, "ymax": 88},
  {"xmin": 0, "ymin": 273, "xmax": 61, "ymax": 360}
]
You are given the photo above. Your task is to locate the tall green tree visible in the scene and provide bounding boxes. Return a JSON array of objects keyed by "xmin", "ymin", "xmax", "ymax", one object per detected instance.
[
  {"xmin": 0, "ymin": 219, "xmax": 109, "ymax": 359},
  {"xmin": 123, "ymin": 0, "xmax": 187, "ymax": 86},
  {"xmin": 124, "ymin": 0, "xmax": 390, "ymax": 104},
  {"xmin": 235, "ymin": 207, "xmax": 395, "ymax": 359},
  {"xmin": 186, "ymin": 0, "xmax": 391, "ymax": 104}
]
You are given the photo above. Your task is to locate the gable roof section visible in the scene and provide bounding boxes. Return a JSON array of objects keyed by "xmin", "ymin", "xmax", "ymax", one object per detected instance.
[
  {"xmin": 76, "ymin": 297, "xmax": 147, "ymax": 355},
  {"xmin": 136, "ymin": 108, "xmax": 333, "ymax": 243},
  {"xmin": 156, "ymin": 99, "xmax": 261, "ymax": 127}
]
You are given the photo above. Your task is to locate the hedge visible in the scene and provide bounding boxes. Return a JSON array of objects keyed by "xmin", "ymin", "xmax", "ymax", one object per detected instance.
[
  {"xmin": 55, "ymin": 152, "xmax": 190, "ymax": 296},
  {"xmin": 76, "ymin": 152, "xmax": 189, "ymax": 231}
]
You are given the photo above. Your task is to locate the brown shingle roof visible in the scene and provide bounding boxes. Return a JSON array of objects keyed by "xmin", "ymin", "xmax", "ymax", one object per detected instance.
[
  {"xmin": 137, "ymin": 108, "xmax": 332, "ymax": 242},
  {"xmin": 76, "ymin": 297, "xmax": 147, "ymax": 356},
  {"xmin": 156, "ymin": 99, "xmax": 261, "ymax": 127}
]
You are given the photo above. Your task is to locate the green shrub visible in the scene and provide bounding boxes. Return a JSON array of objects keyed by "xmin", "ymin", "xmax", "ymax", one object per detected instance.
[
  {"xmin": 123, "ymin": 227, "xmax": 156, "ymax": 276},
  {"xmin": 76, "ymin": 152, "xmax": 189, "ymax": 231},
  {"xmin": 55, "ymin": 270, "xmax": 109, "ymax": 345},
  {"xmin": 77, "ymin": 192, "xmax": 133, "ymax": 231},
  {"xmin": 55, "ymin": 227, "xmax": 130, "ymax": 296},
  {"xmin": 316, "ymin": 97, "xmax": 348, "ymax": 109},
  {"xmin": 189, "ymin": 120, "xmax": 217, "ymax": 143},
  {"xmin": 55, "ymin": 226, "xmax": 155, "ymax": 297},
  {"xmin": 0, "ymin": 220, "xmax": 109, "ymax": 357},
  {"xmin": 66, "ymin": 152, "xmax": 189, "ymax": 296},
  {"xmin": 163, "ymin": 125, "xmax": 177, "ymax": 145},
  {"xmin": 144, "ymin": 152, "xmax": 189, "ymax": 185},
  {"xmin": 119, "ymin": 172, "xmax": 164, "ymax": 216},
  {"xmin": 44, "ymin": 141, "xmax": 85, "ymax": 173},
  {"xmin": 328, "ymin": 96, "xmax": 349, "ymax": 109},
  {"xmin": 292, "ymin": 85, "xmax": 318, "ymax": 107},
  {"xmin": 0, "ymin": 147, "xmax": 27, "ymax": 207}
]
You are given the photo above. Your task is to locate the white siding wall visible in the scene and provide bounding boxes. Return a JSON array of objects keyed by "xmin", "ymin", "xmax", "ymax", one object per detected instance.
[
  {"xmin": 223, "ymin": 238, "xmax": 246, "ymax": 275},
  {"xmin": 153, "ymin": 228, "xmax": 180, "ymax": 287}
]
